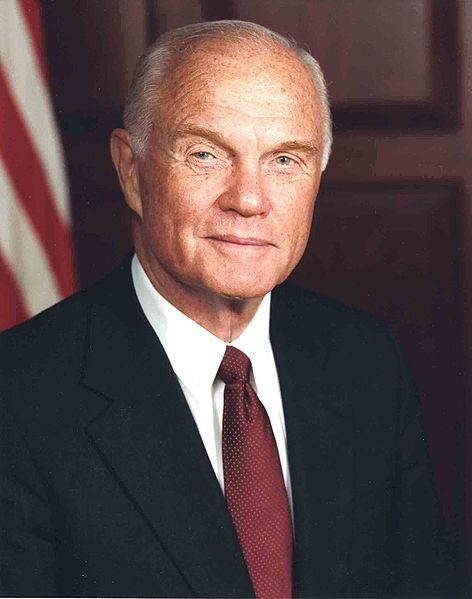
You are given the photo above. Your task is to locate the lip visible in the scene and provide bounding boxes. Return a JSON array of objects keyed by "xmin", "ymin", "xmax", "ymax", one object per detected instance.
[{"xmin": 207, "ymin": 234, "xmax": 273, "ymax": 247}]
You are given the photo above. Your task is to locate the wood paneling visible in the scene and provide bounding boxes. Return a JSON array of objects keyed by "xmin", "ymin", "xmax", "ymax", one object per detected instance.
[
  {"xmin": 42, "ymin": 0, "xmax": 151, "ymax": 284},
  {"xmin": 60, "ymin": 124, "xmax": 132, "ymax": 286},
  {"xmin": 42, "ymin": 0, "xmax": 149, "ymax": 116},
  {"xmin": 235, "ymin": 0, "xmax": 459, "ymax": 128},
  {"xmin": 151, "ymin": 0, "xmax": 204, "ymax": 35}
]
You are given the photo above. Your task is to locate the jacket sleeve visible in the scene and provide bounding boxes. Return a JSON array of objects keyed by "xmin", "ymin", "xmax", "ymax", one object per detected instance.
[
  {"xmin": 0, "ymin": 395, "xmax": 61, "ymax": 597},
  {"xmin": 392, "ymin": 338, "xmax": 460, "ymax": 597}
]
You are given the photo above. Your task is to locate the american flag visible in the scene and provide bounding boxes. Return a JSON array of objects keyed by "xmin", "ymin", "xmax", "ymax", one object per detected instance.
[{"xmin": 0, "ymin": 0, "xmax": 76, "ymax": 332}]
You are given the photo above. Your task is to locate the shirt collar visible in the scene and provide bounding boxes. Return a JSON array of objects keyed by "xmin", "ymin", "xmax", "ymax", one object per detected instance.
[{"xmin": 131, "ymin": 254, "xmax": 272, "ymax": 400}]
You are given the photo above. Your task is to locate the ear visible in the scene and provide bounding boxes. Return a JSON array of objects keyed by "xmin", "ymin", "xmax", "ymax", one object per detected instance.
[{"xmin": 110, "ymin": 128, "xmax": 143, "ymax": 218}]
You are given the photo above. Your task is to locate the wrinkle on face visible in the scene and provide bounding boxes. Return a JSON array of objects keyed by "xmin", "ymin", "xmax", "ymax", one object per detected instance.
[{"xmin": 158, "ymin": 39, "xmax": 323, "ymax": 143}]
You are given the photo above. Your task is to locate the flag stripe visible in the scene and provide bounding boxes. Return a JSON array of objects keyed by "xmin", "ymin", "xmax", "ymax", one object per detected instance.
[
  {"xmin": 0, "ymin": 63, "xmax": 76, "ymax": 296},
  {"xmin": 17, "ymin": 0, "xmax": 47, "ymax": 82},
  {"xmin": 0, "ymin": 0, "xmax": 76, "ymax": 329},
  {"xmin": 0, "ymin": 252, "xmax": 28, "ymax": 332},
  {"xmin": 0, "ymin": 0, "xmax": 70, "ymax": 224},
  {"xmin": 0, "ymin": 159, "xmax": 62, "ymax": 315}
]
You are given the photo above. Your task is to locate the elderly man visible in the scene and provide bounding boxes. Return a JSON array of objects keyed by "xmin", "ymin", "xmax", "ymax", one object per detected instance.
[{"xmin": 0, "ymin": 20, "xmax": 455, "ymax": 598}]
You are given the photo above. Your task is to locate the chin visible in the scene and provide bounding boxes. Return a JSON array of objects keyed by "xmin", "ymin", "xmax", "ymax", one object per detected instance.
[{"xmin": 211, "ymin": 275, "xmax": 281, "ymax": 301}]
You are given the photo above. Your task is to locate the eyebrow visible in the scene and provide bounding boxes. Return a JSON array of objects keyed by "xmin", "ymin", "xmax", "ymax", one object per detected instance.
[
  {"xmin": 271, "ymin": 140, "xmax": 320, "ymax": 157},
  {"xmin": 171, "ymin": 125, "xmax": 233, "ymax": 153},
  {"xmin": 172, "ymin": 125, "xmax": 319, "ymax": 157}
]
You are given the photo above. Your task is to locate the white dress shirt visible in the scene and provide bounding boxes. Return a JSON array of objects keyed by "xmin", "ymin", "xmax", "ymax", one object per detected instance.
[{"xmin": 131, "ymin": 255, "xmax": 292, "ymax": 508}]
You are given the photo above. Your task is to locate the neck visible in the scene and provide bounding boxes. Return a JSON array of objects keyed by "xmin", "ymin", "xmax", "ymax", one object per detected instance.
[{"xmin": 136, "ymin": 250, "xmax": 264, "ymax": 343}]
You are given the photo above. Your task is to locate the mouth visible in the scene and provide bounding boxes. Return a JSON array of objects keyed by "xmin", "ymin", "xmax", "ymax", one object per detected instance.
[{"xmin": 207, "ymin": 234, "xmax": 274, "ymax": 248}]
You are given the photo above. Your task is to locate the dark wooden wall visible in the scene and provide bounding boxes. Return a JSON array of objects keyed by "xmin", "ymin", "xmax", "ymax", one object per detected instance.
[{"xmin": 42, "ymin": 0, "xmax": 470, "ymax": 568}]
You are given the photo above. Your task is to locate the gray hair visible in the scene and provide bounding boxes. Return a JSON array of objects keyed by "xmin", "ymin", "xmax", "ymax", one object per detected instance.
[{"xmin": 124, "ymin": 20, "xmax": 332, "ymax": 171}]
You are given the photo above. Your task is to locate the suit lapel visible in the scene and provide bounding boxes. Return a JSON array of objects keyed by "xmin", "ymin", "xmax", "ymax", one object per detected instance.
[
  {"xmin": 271, "ymin": 286, "xmax": 355, "ymax": 597},
  {"xmin": 81, "ymin": 263, "xmax": 254, "ymax": 599}
]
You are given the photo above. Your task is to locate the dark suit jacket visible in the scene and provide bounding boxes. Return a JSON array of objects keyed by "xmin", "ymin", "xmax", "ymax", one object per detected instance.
[{"xmin": 0, "ymin": 257, "xmax": 456, "ymax": 597}]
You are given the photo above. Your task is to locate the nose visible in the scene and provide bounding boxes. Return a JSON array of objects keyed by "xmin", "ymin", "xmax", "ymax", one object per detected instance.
[{"xmin": 218, "ymin": 161, "xmax": 269, "ymax": 217}]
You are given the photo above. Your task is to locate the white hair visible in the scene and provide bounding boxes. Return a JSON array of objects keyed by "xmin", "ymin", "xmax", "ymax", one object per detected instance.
[{"xmin": 124, "ymin": 20, "xmax": 332, "ymax": 171}]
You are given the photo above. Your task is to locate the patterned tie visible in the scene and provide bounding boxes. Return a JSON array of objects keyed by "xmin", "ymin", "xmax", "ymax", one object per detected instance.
[{"xmin": 218, "ymin": 346, "xmax": 293, "ymax": 599}]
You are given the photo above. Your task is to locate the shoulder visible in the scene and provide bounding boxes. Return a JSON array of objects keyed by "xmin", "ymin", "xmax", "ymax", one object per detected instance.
[
  {"xmin": 0, "ymin": 290, "xmax": 88, "ymax": 379},
  {"xmin": 272, "ymin": 281, "xmax": 396, "ymax": 345},
  {"xmin": 271, "ymin": 282, "xmax": 409, "ymax": 386},
  {"xmin": 0, "ymin": 257, "xmax": 134, "ymax": 388}
]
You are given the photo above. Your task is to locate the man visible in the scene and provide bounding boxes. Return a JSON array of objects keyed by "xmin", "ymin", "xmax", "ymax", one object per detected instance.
[{"xmin": 0, "ymin": 20, "xmax": 455, "ymax": 598}]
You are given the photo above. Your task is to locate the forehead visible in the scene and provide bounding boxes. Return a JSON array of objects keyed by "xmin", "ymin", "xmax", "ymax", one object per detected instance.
[{"xmin": 157, "ymin": 40, "xmax": 322, "ymax": 138}]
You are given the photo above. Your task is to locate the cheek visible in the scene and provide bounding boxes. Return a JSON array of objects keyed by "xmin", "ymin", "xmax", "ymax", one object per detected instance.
[
  {"xmin": 143, "ymin": 174, "xmax": 189, "ymax": 231},
  {"xmin": 162, "ymin": 175, "xmax": 228, "ymax": 244},
  {"xmin": 277, "ymin": 187, "xmax": 316, "ymax": 248},
  {"xmin": 145, "ymin": 186, "xmax": 209, "ymax": 260},
  {"xmin": 284, "ymin": 220, "xmax": 312, "ymax": 266}
]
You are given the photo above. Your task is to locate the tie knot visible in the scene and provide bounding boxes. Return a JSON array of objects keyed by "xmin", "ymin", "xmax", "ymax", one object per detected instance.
[{"xmin": 218, "ymin": 346, "xmax": 251, "ymax": 384}]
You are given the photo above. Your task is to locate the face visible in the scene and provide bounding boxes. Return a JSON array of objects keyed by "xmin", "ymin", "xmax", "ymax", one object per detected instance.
[{"xmin": 124, "ymin": 43, "xmax": 324, "ymax": 303}]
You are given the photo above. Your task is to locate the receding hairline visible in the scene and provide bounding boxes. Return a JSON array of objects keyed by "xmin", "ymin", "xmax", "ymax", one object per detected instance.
[
  {"xmin": 157, "ymin": 37, "xmax": 322, "ymax": 116},
  {"xmin": 160, "ymin": 28, "xmax": 315, "ymax": 80},
  {"xmin": 139, "ymin": 28, "xmax": 320, "ymax": 112}
]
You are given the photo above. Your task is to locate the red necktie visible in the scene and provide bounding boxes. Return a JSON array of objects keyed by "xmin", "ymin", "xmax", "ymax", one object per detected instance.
[{"xmin": 218, "ymin": 346, "xmax": 293, "ymax": 599}]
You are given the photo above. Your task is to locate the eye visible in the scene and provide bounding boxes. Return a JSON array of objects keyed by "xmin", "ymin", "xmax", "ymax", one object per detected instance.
[
  {"xmin": 275, "ymin": 155, "xmax": 295, "ymax": 166},
  {"xmin": 192, "ymin": 151, "xmax": 215, "ymax": 160}
]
